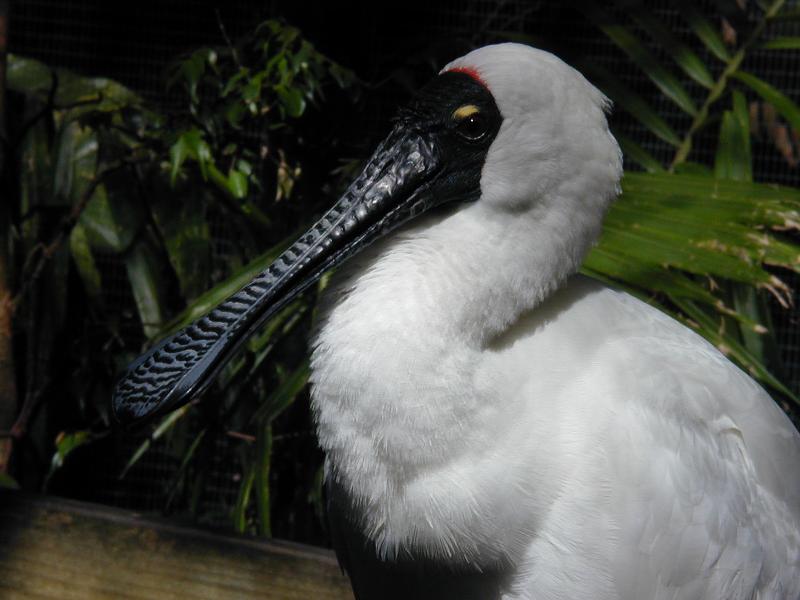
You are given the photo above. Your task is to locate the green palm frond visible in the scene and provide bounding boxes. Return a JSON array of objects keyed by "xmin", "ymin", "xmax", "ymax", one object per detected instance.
[
  {"xmin": 562, "ymin": 0, "xmax": 800, "ymax": 402},
  {"xmin": 586, "ymin": 173, "xmax": 800, "ymax": 402}
]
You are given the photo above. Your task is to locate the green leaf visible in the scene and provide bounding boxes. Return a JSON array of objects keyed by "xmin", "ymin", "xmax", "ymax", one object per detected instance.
[
  {"xmin": 227, "ymin": 169, "xmax": 249, "ymax": 199},
  {"xmin": 616, "ymin": 134, "xmax": 665, "ymax": 173},
  {"xmin": 679, "ymin": 2, "xmax": 732, "ymax": 62},
  {"xmin": 0, "ymin": 473, "xmax": 20, "ymax": 490},
  {"xmin": 164, "ymin": 429, "xmax": 207, "ymax": 510},
  {"xmin": 671, "ymin": 297, "xmax": 799, "ymax": 404},
  {"xmin": 233, "ymin": 463, "xmax": 256, "ymax": 533},
  {"xmin": 125, "ymin": 237, "xmax": 168, "ymax": 338},
  {"xmin": 759, "ymin": 36, "xmax": 800, "ymax": 50},
  {"xmin": 275, "ymin": 85, "xmax": 306, "ymax": 118},
  {"xmin": 731, "ymin": 285, "xmax": 787, "ymax": 376},
  {"xmin": 587, "ymin": 7, "xmax": 698, "ymax": 114},
  {"xmin": 732, "ymin": 71, "xmax": 800, "ymax": 133},
  {"xmin": 178, "ymin": 49, "xmax": 210, "ymax": 102},
  {"xmin": 595, "ymin": 171, "xmax": 800, "ymax": 297},
  {"xmin": 18, "ymin": 103, "xmax": 54, "ymax": 217},
  {"xmin": 221, "ymin": 67, "xmax": 250, "ymax": 97},
  {"xmin": 53, "ymin": 122, "xmax": 98, "ymax": 207},
  {"xmin": 6, "ymin": 54, "xmax": 54, "ymax": 96},
  {"xmin": 673, "ymin": 162, "xmax": 713, "ymax": 176},
  {"xmin": 156, "ymin": 231, "xmax": 300, "ymax": 336},
  {"xmin": 224, "ymin": 99, "xmax": 247, "ymax": 128},
  {"xmin": 69, "ymin": 223, "xmax": 103, "ymax": 302},
  {"xmin": 169, "ymin": 135, "xmax": 189, "ymax": 186},
  {"xmin": 773, "ymin": 7, "xmax": 800, "ymax": 21},
  {"xmin": 255, "ymin": 423, "xmax": 273, "ymax": 537},
  {"xmin": 251, "ymin": 361, "xmax": 310, "ymax": 425},
  {"xmin": 590, "ymin": 170, "xmax": 800, "ymax": 399},
  {"xmin": 715, "ymin": 92, "xmax": 752, "ymax": 182},
  {"xmin": 149, "ymin": 186, "xmax": 211, "ymax": 301},
  {"xmin": 8, "ymin": 54, "xmax": 143, "ymax": 117},
  {"xmin": 80, "ymin": 173, "xmax": 145, "ymax": 253},
  {"xmin": 120, "ymin": 406, "xmax": 190, "ymax": 479},
  {"xmin": 628, "ymin": 7, "xmax": 715, "ymax": 88},
  {"xmin": 582, "ymin": 63, "xmax": 682, "ymax": 146},
  {"xmin": 173, "ymin": 128, "xmax": 214, "ymax": 180},
  {"xmin": 48, "ymin": 430, "xmax": 92, "ymax": 478}
]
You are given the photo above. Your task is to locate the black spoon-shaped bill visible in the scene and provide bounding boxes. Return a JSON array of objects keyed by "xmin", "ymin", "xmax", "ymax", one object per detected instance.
[
  {"xmin": 112, "ymin": 126, "xmax": 441, "ymax": 425},
  {"xmin": 111, "ymin": 69, "xmax": 503, "ymax": 426}
]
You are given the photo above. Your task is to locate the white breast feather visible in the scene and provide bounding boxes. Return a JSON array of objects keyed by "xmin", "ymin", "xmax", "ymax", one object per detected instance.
[{"xmin": 309, "ymin": 43, "xmax": 800, "ymax": 599}]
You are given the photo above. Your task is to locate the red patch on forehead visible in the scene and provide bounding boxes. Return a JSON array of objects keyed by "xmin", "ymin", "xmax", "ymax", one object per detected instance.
[{"xmin": 445, "ymin": 66, "xmax": 488, "ymax": 89}]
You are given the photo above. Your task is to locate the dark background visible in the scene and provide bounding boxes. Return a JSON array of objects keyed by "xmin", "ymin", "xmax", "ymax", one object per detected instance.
[{"xmin": 8, "ymin": 0, "xmax": 800, "ymax": 547}]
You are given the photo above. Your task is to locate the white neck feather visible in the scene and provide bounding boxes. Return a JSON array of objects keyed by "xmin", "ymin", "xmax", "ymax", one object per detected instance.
[
  {"xmin": 310, "ymin": 186, "xmax": 604, "ymax": 562},
  {"xmin": 310, "ymin": 42, "xmax": 622, "ymax": 565}
]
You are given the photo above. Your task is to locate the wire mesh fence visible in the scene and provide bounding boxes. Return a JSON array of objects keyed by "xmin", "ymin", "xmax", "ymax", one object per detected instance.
[{"xmin": 9, "ymin": 0, "xmax": 800, "ymax": 531}]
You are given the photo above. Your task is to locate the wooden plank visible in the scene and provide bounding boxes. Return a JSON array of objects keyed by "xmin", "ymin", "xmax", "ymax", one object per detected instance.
[{"xmin": 0, "ymin": 490, "xmax": 354, "ymax": 599}]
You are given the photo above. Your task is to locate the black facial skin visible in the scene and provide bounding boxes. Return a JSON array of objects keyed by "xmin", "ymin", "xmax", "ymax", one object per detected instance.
[
  {"xmin": 112, "ymin": 72, "xmax": 502, "ymax": 426},
  {"xmin": 398, "ymin": 72, "xmax": 502, "ymax": 207}
]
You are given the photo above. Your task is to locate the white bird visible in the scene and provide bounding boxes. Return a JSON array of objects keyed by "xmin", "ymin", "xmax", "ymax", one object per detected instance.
[{"xmin": 113, "ymin": 43, "xmax": 800, "ymax": 599}]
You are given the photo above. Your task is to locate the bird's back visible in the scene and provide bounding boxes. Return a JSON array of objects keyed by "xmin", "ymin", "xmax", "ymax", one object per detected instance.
[
  {"xmin": 318, "ymin": 264, "xmax": 800, "ymax": 599},
  {"xmin": 499, "ymin": 276, "xmax": 800, "ymax": 599}
]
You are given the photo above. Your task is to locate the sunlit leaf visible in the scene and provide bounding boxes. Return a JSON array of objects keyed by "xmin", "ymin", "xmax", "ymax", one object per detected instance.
[{"xmin": 590, "ymin": 171, "xmax": 800, "ymax": 397}]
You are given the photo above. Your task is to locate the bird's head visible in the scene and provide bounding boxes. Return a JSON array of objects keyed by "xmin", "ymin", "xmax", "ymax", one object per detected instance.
[
  {"xmin": 444, "ymin": 44, "xmax": 621, "ymax": 214},
  {"xmin": 111, "ymin": 43, "xmax": 622, "ymax": 425}
]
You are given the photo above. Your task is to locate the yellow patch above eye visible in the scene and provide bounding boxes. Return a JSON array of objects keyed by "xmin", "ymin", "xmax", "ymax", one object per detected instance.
[{"xmin": 453, "ymin": 104, "xmax": 480, "ymax": 121}]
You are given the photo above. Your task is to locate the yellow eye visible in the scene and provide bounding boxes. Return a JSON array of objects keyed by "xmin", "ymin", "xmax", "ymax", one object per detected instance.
[
  {"xmin": 452, "ymin": 104, "xmax": 481, "ymax": 121},
  {"xmin": 452, "ymin": 105, "xmax": 489, "ymax": 141}
]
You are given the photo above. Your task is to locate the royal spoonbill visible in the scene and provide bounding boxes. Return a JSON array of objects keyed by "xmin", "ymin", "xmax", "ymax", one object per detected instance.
[{"xmin": 112, "ymin": 43, "xmax": 800, "ymax": 599}]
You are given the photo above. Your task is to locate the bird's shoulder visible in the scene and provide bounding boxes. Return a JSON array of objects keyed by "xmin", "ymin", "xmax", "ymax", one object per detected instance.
[{"xmin": 506, "ymin": 276, "xmax": 800, "ymax": 598}]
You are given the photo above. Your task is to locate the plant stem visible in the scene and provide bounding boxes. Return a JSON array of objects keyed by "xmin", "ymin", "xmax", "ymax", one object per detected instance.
[{"xmin": 669, "ymin": 0, "xmax": 786, "ymax": 170}]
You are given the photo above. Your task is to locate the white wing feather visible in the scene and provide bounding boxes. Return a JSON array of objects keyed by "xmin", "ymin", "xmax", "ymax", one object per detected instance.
[{"xmin": 508, "ymin": 279, "xmax": 800, "ymax": 599}]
